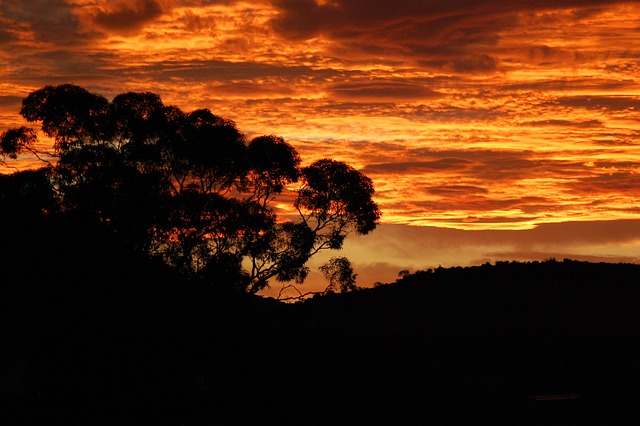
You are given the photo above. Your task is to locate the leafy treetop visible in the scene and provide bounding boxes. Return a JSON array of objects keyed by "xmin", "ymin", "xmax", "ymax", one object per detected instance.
[{"xmin": 1, "ymin": 84, "xmax": 381, "ymax": 295}]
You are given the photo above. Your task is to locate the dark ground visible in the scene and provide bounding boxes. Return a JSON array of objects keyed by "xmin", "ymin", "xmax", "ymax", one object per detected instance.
[{"xmin": 2, "ymin": 234, "xmax": 640, "ymax": 425}]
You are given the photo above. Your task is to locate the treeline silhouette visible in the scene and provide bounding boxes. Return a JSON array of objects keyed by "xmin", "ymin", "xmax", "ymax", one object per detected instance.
[
  {"xmin": 2, "ymin": 85, "xmax": 640, "ymax": 424},
  {"xmin": 2, "ymin": 243, "xmax": 640, "ymax": 424},
  {"xmin": 1, "ymin": 84, "xmax": 380, "ymax": 295}
]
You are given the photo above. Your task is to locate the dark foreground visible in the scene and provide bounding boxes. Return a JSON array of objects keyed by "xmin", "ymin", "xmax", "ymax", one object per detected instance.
[{"xmin": 2, "ymin": 257, "xmax": 640, "ymax": 425}]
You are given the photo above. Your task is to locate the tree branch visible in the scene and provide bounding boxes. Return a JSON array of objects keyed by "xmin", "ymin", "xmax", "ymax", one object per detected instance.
[{"xmin": 276, "ymin": 283, "xmax": 320, "ymax": 302}]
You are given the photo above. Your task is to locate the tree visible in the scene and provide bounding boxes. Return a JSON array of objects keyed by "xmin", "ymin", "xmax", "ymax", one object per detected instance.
[
  {"xmin": 320, "ymin": 257, "xmax": 358, "ymax": 293},
  {"xmin": 1, "ymin": 84, "xmax": 381, "ymax": 294}
]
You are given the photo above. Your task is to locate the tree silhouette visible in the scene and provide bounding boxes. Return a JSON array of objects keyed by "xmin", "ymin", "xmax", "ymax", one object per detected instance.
[
  {"xmin": 320, "ymin": 256, "xmax": 358, "ymax": 293},
  {"xmin": 0, "ymin": 84, "xmax": 381, "ymax": 293}
]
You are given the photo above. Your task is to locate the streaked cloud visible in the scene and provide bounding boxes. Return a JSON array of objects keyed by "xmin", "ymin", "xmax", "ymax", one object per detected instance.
[
  {"xmin": 1, "ymin": 0, "xmax": 639, "ymax": 290},
  {"xmin": 93, "ymin": 0, "xmax": 164, "ymax": 33},
  {"xmin": 554, "ymin": 96, "xmax": 640, "ymax": 112},
  {"xmin": 0, "ymin": 0, "xmax": 83, "ymax": 45},
  {"xmin": 329, "ymin": 81, "xmax": 441, "ymax": 102},
  {"xmin": 261, "ymin": 219, "xmax": 640, "ymax": 295}
]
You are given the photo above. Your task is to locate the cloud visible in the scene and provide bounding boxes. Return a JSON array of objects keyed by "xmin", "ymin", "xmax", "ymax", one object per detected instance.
[
  {"xmin": 93, "ymin": 0, "xmax": 164, "ymax": 33},
  {"xmin": 371, "ymin": 219, "xmax": 640, "ymax": 255},
  {"xmin": 363, "ymin": 158, "xmax": 472, "ymax": 174},
  {"xmin": 454, "ymin": 55, "xmax": 499, "ymax": 73},
  {"xmin": 569, "ymin": 172, "xmax": 640, "ymax": 196},
  {"xmin": 268, "ymin": 0, "xmax": 629, "ymax": 71},
  {"xmin": 398, "ymin": 148, "xmax": 585, "ymax": 178},
  {"xmin": 1, "ymin": 0, "xmax": 638, "ymax": 238},
  {"xmin": 523, "ymin": 119, "xmax": 604, "ymax": 128},
  {"xmin": 0, "ymin": 26, "xmax": 19, "ymax": 46},
  {"xmin": 500, "ymin": 79, "xmax": 635, "ymax": 93},
  {"xmin": 270, "ymin": 0, "xmax": 626, "ymax": 36},
  {"xmin": 329, "ymin": 81, "xmax": 441, "ymax": 102},
  {"xmin": 209, "ymin": 82, "xmax": 297, "ymax": 98},
  {"xmin": 410, "ymin": 196, "xmax": 552, "ymax": 215},
  {"xmin": 327, "ymin": 220, "xmax": 640, "ymax": 287},
  {"xmin": 480, "ymin": 251, "xmax": 640, "ymax": 264},
  {"xmin": 426, "ymin": 185, "xmax": 488, "ymax": 196},
  {"xmin": 355, "ymin": 144, "xmax": 634, "ymax": 229},
  {"xmin": 271, "ymin": 0, "xmax": 504, "ymax": 68},
  {"xmin": 0, "ymin": 96, "xmax": 23, "ymax": 108},
  {"xmin": 0, "ymin": 0, "xmax": 85, "ymax": 45},
  {"xmin": 0, "ymin": 49, "xmax": 124, "ymax": 91},
  {"xmin": 526, "ymin": 45, "xmax": 576, "ymax": 64},
  {"xmin": 554, "ymin": 96, "xmax": 640, "ymax": 112},
  {"xmin": 122, "ymin": 59, "xmax": 343, "ymax": 83}
]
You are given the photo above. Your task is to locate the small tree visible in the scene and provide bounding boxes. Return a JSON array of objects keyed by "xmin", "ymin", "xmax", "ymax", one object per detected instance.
[
  {"xmin": 1, "ymin": 84, "xmax": 381, "ymax": 294},
  {"xmin": 320, "ymin": 257, "xmax": 358, "ymax": 293}
]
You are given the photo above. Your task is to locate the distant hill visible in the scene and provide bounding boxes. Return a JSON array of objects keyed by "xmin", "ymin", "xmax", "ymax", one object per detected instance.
[
  {"xmin": 2, "ymin": 259, "xmax": 640, "ymax": 424},
  {"xmin": 284, "ymin": 259, "xmax": 640, "ymax": 424}
]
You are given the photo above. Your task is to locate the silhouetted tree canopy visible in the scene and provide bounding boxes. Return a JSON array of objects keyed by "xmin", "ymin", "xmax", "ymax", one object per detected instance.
[
  {"xmin": 0, "ymin": 84, "xmax": 381, "ymax": 293},
  {"xmin": 320, "ymin": 256, "xmax": 358, "ymax": 293}
]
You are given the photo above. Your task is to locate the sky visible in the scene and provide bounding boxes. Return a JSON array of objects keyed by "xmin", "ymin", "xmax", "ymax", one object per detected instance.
[{"xmin": 1, "ymin": 0, "xmax": 639, "ymax": 296}]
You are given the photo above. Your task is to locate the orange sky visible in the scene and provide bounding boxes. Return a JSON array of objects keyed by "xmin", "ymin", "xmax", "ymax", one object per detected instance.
[{"xmin": 1, "ymin": 0, "xmax": 639, "ymax": 296}]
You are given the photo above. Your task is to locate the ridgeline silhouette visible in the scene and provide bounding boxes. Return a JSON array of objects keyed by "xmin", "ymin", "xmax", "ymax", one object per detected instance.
[
  {"xmin": 2, "ymin": 86, "xmax": 640, "ymax": 424},
  {"xmin": 2, "ymin": 258, "xmax": 640, "ymax": 424}
]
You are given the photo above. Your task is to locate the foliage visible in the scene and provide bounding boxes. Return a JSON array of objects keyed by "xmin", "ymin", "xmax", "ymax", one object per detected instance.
[
  {"xmin": 0, "ymin": 126, "xmax": 38, "ymax": 160},
  {"xmin": 319, "ymin": 256, "xmax": 358, "ymax": 293},
  {"xmin": 0, "ymin": 84, "xmax": 381, "ymax": 293}
]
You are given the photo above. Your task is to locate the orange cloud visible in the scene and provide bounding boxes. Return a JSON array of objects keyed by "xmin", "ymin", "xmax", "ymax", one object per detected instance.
[
  {"xmin": 329, "ymin": 81, "xmax": 441, "ymax": 102},
  {"xmin": 263, "ymin": 219, "xmax": 640, "ymax": 296},
  {"xmin": 1, "ymin": 1, "xmax": 639, "ymax": 235},
  {"xmin": 93, "ymin": 0, "xmax": 164, "ymax": 33}
]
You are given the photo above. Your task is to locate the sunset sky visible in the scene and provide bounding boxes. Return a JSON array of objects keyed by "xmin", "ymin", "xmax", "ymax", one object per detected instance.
[{"xmin": 1, "ymin": 0, "xmax": 639, "ymax": 295}]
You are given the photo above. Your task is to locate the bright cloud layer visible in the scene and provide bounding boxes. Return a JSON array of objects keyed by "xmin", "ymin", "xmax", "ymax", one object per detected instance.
[{"xmin": 1, "ymin": 0, "xmax": 639, "ymax": 291}]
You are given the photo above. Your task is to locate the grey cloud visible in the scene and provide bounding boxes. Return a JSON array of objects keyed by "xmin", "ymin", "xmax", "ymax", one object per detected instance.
[
  {"xmin": 554, "ymin": 96, "xmax": 640, "ymax": 112},
  {"xmin": 480, "ymin": 251, "xmax": 640, "ymax": 265},
  {"xmin": 210, "ymin": 82, "xmax": 297, "ymax": 97},
  {"xmin": 365, "ymin": 149, "xmax": 521, "ymax": 177},
  {"xmin": 271, "ymin": 0, "xmax": 626, "ymax": 35},
  {"xmin": 500, "ymin": 79, "xmax": 633, "ymax": 94},
  {"xmin": 382, "ymin": 219, "xmax": 640, "ymax": 248},
  {"xmin": 172, "ymin": 0, "xmax": 256, "ymax": 5},
  {"xmin": 171, "ymin": 9, "xmax": 215, "ymax": 32},
  {"xmin": 93, "ymin": 0, "xmax": 164, "ymax": 33},
  {"xmin": 1, "ymin": 50, "xmax": 122, "ymax": 88},
  {"xmin": 417, "ymin": 55, "xmax": 500, "ymax": 74},
  {"xmin": 524, "ymin": 119, "xmax": 604, "ymax": 128},
  {"xmin": 410, "ymin": 195, "xmax": 550, "ymax": 214},
  {"xmin": 605, "ymin": 62, "xmax": 640, "ymax": 74},
  {"xmin": 513, "ymin": 219, "xmax": 640, "ymax": 246},
  {"xmin": 329, "ymin": 81, "xmax": 441, "ymax": 101},
  {"xmin": 0, "ymin": 0, "xmax": 85, "ymax": 45},
  {"xmin": 591, "ymin": 138, "xmax": 640, "ymax": 147},
  {"xmin": 461, "ymin": 216, "xmax": 540, "ymax": 224},
  {"xmin": 271, "ymin": 1, "xmax": 499, "ymax": 67},
  {"xmin": 126, "ymin": 59, "xmax": 347, "ymax": 82},
  {"xmin": 473, "ymin": 157, "xmax": 589, "ymax": 182},
  {"xmin": 426, "ymin": 185, "xmax": 488, "ymax": 196},
  {"xmin": 269, "ymin": 0, "xmax": 626, "ymax": 70},
  {"xmin": 340, "ymin": 220, "xmax": 640, "ymax": 280},
  {"xmin": 1, "ymin": 56, "xmax": 347, "ymax": 100},
  {"xmin": 0, "ymin": 27, "xmax": 19, "ymax": 45},
  {"xmin": 568, "ymin": 171, "xmax": 640, "ymax": 196},
  {"xmin": 0, "ymin": 96, "xmax": 23, "ymax": 108},
  {"xmin": 527, "ymin": 45, "xmax": 570, "ymax": 62},
  {"xmin": 408, "ymin": 149, "xmax": 591, "ymax": 183},
  {"xmin": 408, "ymin": 105, "xmax": 505, "ymax": 122},
  {"xmin": 451, "ymin": 54, "xmax": 498, "ymax": 73},
  {"xmin": 363, "ymin": 158, "xmax": 472, "ymax": 174}
]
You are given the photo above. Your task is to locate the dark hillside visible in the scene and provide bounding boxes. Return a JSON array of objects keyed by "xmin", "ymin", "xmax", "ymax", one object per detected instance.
[
  {"xmin": 2, "ymin": 255, "xmax": 640, "ymax": 424},
  {"xmin": 285, "ymin": 260, "xmax": 640, "ymax": 424}
]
